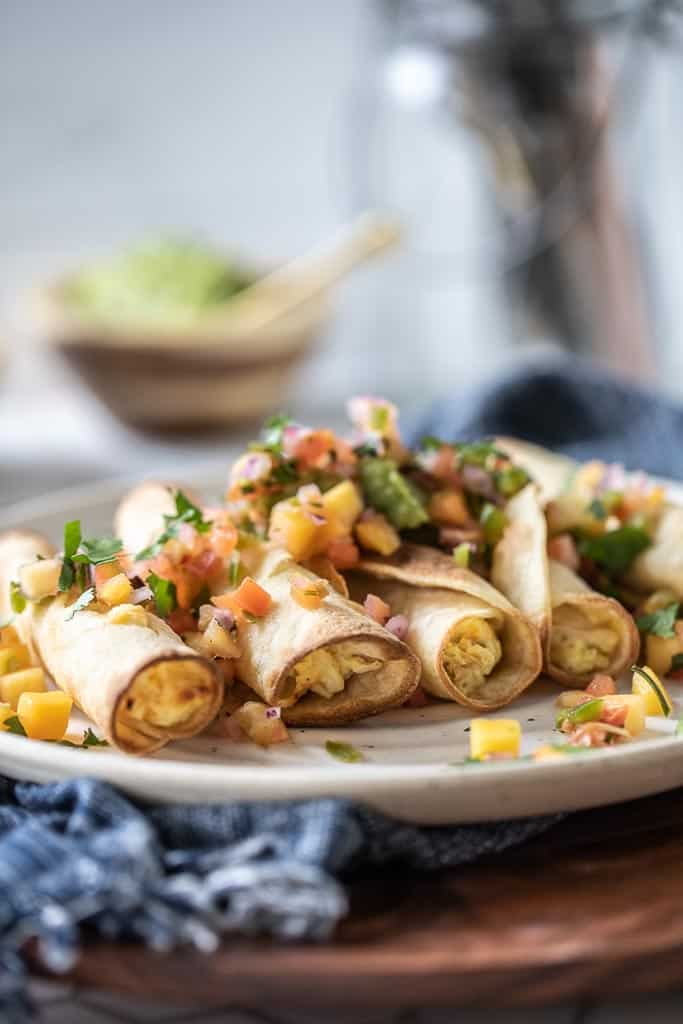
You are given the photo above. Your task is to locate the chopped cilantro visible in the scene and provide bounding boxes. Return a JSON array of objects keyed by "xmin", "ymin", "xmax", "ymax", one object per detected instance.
[
  {"xmin": 63, "ymin": 520, "xmax": 82, "ymax": 560},
  {"xmin": 229, "ymin": 552, "xmax": 242, "ymax": 587},
  {"xmin": 353, "ymin": 441, "xmax": 380, "ymax": 458},
  {"xmin": 9, "ymin": 581, "xmax": 26, "ymax": 615},
  {"xmin": 419, "ymin": 435, "xmax": 444, "ymax": 451},
  {"xmin": 147, "ymin": 573, "xmax": 177, "ymax": 618},
  {"xmin": 5, "ymin": 716, "xmax": 26, "ymax": 736},
  {"xmin": 670, "ymin": 653, "xmax": 683, "ymax": 674},
  {"xmin": 496, "ymin": 465, "xmax": 529, "ymax": 498},
  {"xmin": 64, "ymin": 587, "xmax": 95, "ymax": 621},
  {"xmin": 260, "ymin": 413, "xmax": 292, "ymax": 453},
  {"xmin": 480, "ymin": 503, "xmax": 508, "ymax": 545},
  {"xmin": 456, "ymin": 441, "xmax": 505, "ymax": 468},
  {"xmin": 588, "ymin": 499, "xmax": 607, "ymax": 520},
  {"xmin": 82, "ymin": 727, "xmax": 108, "ymax": 747},
  {"xmin": 636, "ymin": 601, "xmax": 679, "ymax": 638},
  {"xmin": 325, "ymin": 740, "xmax": 364, "ymax": 763},
  {"xmin": 359, "ymin": 457, "xmax": 428, "ymax": 530},
  {"xmin": 269, "ymin": 461, "xmax": 299, "ymax": 485},
  {"xmin": 240, "ymin": 482, "xmax": 256, "ymax": 495},
  {"xmin": 452, "ymin": 543, "xmax": 470, "ymax": 568},
  {"xmin": 77, "ymin": 536, "xmax": 123, "ymax": 565},
  {"xmin": 578, "ymin": 525, "xmax": 651, "ymax": 574},
  {"xmin": 136, "ymin": 490, "xmax": 211, "ymax": 560}
]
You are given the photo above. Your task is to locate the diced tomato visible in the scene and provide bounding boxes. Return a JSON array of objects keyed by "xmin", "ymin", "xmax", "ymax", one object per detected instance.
[
  {"xmin": 586, "ymin": 673, "xmax": 617, "ymax": 697},
  {"xmin": 404, "ymin": 686, "xmax": 430, "ymax": 709},
  {"xmin": 185, "ymin": 549, "xmax": 223, "ymax": 579},
  {"xmin": 166, "ymin": 609, "xmax": 197, "ymax": 635},
  {"xmin": 232, "ymin": 577, "xmax": 272, "ymax": 618},
  {"xmin": 175, "ymin": 572, "xmax": 203, "ymax": 611},
  {"xmin": 364, "ymin": 593, "xmax": 391, "ymax": 625},
  {"xmin": 294, "ymin": 429, "xmax": 337, "ymax": 468},
  {"xmin": 547, "ymin": 533, "xmax": 580, "ymax": 571},
  {"xmin": 326, "ymin": 537, "xmax": 360, "ymax": 570},
  {"xmin": 600, "ymin": 704, "xmax": 628, "ymax": 728}
]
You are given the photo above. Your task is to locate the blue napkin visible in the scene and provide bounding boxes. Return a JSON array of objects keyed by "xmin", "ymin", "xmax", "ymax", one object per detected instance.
[{"xmin": 3, "ymin": 354, "xmax": 671, "ymax": 1021}]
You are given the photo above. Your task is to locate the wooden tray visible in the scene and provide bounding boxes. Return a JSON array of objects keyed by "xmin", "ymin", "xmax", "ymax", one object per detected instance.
[{"xmin": 31, "ymin": 787, "xmax": 683, "ymax": 1011}]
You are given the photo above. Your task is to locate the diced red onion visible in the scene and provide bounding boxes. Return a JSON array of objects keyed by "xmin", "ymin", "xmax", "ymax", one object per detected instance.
[
  {"xmin": 282, "ymin": 424, "xmax": 309, "ymax": 459},
  {"xmin": 131, "ymin": 585, "xmax": 153, "ymax": 605},
  {"xmin": 265, "ymin": 706, "xmax": 281, "ymax": 720},
  {"xmin": 461, "ymin": 465, "xmax": 498, "ymax": 500},
  {"xmin": 305, "ymin": 512, "xmax": 327, "ymax": 527},
  {"xmin": 385, "ymin": 614, "xmax": 409, "ymax": 640},
  {"xmin": 297, "ymin": 483, "xmax": 322, "ymax": 504},
  {"xmin": 213, "ymin": 609, "xmax": 235, "ymax": 632},
  {"xmin": 241, "ymin": 452, "xmax": 271, "ymax": 481},
  {"xmin": 597, "ymin": 463, "xmax": 627, "ymax": 494}
]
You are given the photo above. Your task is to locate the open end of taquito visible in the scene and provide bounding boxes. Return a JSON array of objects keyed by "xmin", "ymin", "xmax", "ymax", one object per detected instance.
[
  {"xmin": 349, "ymin": 543, "xmax": 543, "ymax": 711},
  {"xmin": 234, "ymin": 548, "xmax": 420, "ymax": 725},
  {"xmin": 0, "ymin": 530, "xmax": 223, "ymax": 755},
  {"xmin": 546, "ymin": 559, "xmax": 640, "ymax": 687}
]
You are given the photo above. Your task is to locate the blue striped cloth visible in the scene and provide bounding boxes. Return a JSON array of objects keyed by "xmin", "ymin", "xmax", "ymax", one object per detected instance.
[{"xmin": 3, "ymin": 355, "xmax": 672, "ymax": 1021}]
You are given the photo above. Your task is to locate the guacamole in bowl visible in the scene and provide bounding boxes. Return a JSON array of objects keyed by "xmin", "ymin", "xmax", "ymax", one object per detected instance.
[{"xmin": 63, "ymin": 238, "xmax": 254, "ymax": 328}]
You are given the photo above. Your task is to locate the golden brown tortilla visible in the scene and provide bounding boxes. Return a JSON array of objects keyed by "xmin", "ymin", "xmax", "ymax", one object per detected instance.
[{"xmin": 348, "ymin": 543, "xmax": 543, "ymax": 711}]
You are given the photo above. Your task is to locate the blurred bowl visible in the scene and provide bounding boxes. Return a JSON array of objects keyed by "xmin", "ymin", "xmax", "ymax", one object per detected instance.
[{"xmin": 30, "ymin": 271, "xmax": 330, "ymax": 432}]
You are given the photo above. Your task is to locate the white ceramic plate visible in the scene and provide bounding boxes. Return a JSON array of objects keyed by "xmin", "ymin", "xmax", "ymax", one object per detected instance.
[{"xmin": 1, "ymin": 474, "xmax": 683, "ymax": 825}]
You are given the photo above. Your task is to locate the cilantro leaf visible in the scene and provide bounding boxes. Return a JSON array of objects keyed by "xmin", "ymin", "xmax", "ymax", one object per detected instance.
[
  {"xmin": 588, "ymin": 499, "xmax": 607, "ymax": 520},
  {"xmin": 136, "ymin": 490, "xmax": 211, "ymax": 560},
  {"xmin": 9, "ymin": 581, "xmax": 26, "ymax": 615},
  {"xmin": 5, "ymin": 716, "xmax": 26, "ymax": 736},
  {"xmin": 578, "ymin": 526, "xmax": 651, "ymax": 574},
  {"xmin": 670, "ymin": 653, "xmax": 683, "ymax": 674},
  {"xmin": 64, "ymin": 587, "xmax": 95, "ymax": 621},
  {"xmin": 325, "ymin": 740, "xmax": 364, "ymax": 763},
  {"xmin": 147, "ymin": 573, "xmax": 177, "ymax": 617},
  {"xmin": 636, "ymin": 601, "xmax": 679, "ymax": 638},
  {"xmin": 419, "ymin": 435, "xmax": 444, "ymax": 451},
  {"xmin": 82, "ymin": 727, "xmax": 108, "ymax": 747},
  {"xmin": 229, "ymin": 552, "xmax": 242, "ymax": 587},
  {"xmin": 260, "ymin": 413, "xmax": 292, "ymax": 453},
  {"xmin": 359, "ymin": 457, "xmax": 428, "ymax": 530},
  {"xmin": 80, "ymin": 536, "xmax": 123, "ymax": 565},
  {"xmin": 63, "ymin": 520, "xmax": 82, "ymax": 560}
]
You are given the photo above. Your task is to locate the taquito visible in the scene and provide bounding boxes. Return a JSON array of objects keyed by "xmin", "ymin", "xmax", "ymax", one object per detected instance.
[
  {"xmin": 115, "ymin": 484, "xmax": 420, "ymax": 724},
  {"xmin": 0, "ymin": 530, "xmax": 223, "ymax": 754},
  {"xmin": 348, "ymin": 543, "xmax": 543, "ymax": 711},
  {"xmin": 490, "ymin": 482, "xmax": 639, "ymax": 684},
  {"xmin": 546, "ymin": 559, "xmax": 639, "ymax": 687}
]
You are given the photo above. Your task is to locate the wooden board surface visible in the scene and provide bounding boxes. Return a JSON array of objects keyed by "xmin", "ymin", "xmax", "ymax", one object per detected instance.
[{"xmin": 29, "ymin": 787, "xmax": 683, "ymax": 1011}]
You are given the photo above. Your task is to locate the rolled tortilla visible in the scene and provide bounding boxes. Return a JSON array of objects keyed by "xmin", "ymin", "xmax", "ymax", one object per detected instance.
[
  {"xmin": 625, "ymin": 504, "xmax": 683, "ymax": 600},
  {"xmin": 546, "ymin": 559, "xmax": 639, "ymax": 687},
  {"xmin": 0, "ymin": 530, "xmax": 223, "ymax": 754},
  {"xmin": 235, "ymin": 547, "xmax": 420, "ymax": 724},
  {"xmin": 348, "ymin": 543, "xmax": 543, "ymax": 711},
  {"xmin": 491, "ymin": 483, "xmax": 551, "ymax": 644},
  {"xmin": 490, "ymin": 483, "xmax": 639, "ymax": 684},
  {"xmin": 115, "ymin": 484, "xmax": 420, "ymax": 724}
]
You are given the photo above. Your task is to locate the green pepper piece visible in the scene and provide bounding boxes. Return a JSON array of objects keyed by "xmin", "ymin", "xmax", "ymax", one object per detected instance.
[
  {"xmin": 555, "ymin": 698, "xmax": 604, "ymax": 730},
  {"xmin": 480, "ymin": 503, "xmax": 508, "ymax": 546}
]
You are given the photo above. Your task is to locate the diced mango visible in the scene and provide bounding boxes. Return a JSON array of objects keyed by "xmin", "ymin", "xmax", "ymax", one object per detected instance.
[
  {"xmin": 354, "ymin": 513, "xmax": 401, "ymax": 556},
  {"xmin": 1, "ymin": 667, "xmax": 46, "ymax": 710},
  {"xmin": 17, "ymin": 690, "xmax": 73, "ymax": 741},
  {"xmin": 0, "ymin": 702, "xmax": 15, "ymax": 730},
  {"xmin": 645, "ymin": 631, "xmax": 683, "ymax": 679},
  {"xmin": 603, "ymin": 694, "xmax": 647, "ymax": 735},
  {"xmin": 631, "ymin": 666, "xmax": 672, "ymax": 717},
  {"xmin": 107, "ymin": 604, "xmax": 148, "ymax": 627},
  {"xmin": 202, "ymin": 617, "xmax": 241, "ymax": 658},
  {"xmin": 429, "ymin": 489, "xmax": 470, "ymax": 527},
  {"xmin": 0, "ymin": 644, "xmax": 31, "ymax": 675},
  {"xmin": 321, "ymin": 481, "xmax": 363, "ymax": 532},
  {"xmin": 94, "ymin": 562, "xmax": 122, "ymax": 588},
  {"xmin": 269, "ymin": 499, "xmax": 329, "ymax": 561},
  {"xmin": 18, "ymin": 557, "xmax": 62, "ymax": 601},
  {"xmin": 0, "ymin": 624, "xmax": 20, "ymax": 647},
  {"xmin": 233, "ymin": 701, "xmax": 289, "ymax": 747},
  {"xmin": 97, "ymin": 573, "xmax": 134, "ymax": 606},
  {"xmin": 470, "ymin": 718, "xmax": 521, "ymax": 760}
]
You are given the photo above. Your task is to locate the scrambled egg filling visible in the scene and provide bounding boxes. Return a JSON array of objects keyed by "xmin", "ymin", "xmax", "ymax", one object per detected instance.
[
  {"xmin": 549, "ymin": 625, "xmax": 618, "ymax": 676},
  {"xmin": 441, "ymin": 617, "xmax": 502, "ymax": 696},
  {"xmin": 122, "ymin": 660, "xmax": 214, "ymax": 729},
  {"xmin": 290, "ymin": 643, "xmax": 383, "ymax": 700}
]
